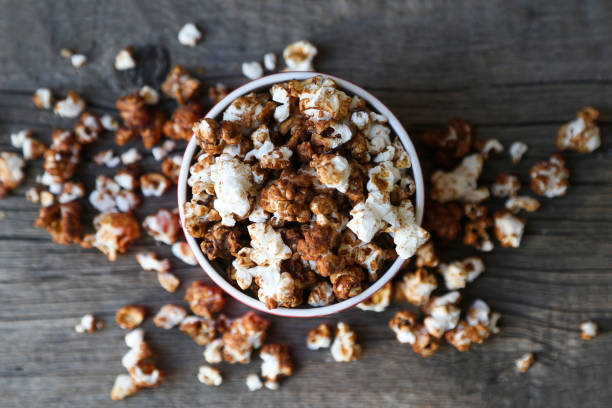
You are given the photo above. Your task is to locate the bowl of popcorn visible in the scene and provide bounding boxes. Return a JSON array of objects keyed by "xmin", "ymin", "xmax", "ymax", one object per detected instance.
[{"xmin": 178, "ymin": 72, "xmax": 428, "ymax": 317}]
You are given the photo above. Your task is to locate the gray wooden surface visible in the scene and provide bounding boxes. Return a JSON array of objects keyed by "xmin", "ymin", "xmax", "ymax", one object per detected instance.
[{"xmin": 1, "ymin": 1, "xmax": 611, "ymax": 407}]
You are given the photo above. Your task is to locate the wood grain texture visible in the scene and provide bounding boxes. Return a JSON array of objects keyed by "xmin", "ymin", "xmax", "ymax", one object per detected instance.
[{"xmin": 1, "ymin": 1, "xmax": 611, "ymax": 407}]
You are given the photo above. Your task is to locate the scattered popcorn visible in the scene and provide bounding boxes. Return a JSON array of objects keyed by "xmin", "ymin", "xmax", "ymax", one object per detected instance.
[
  {"xmin": 11, "ymin": 130, "xmax": 46, "ymax": 161},
  {"xmin": 34, "ymin": 202, "xmax": 82, "ymax": 244},
  {"xmin": 491, "ymin": 172, "xmax": 520, "ymax": 198},
  {"xmin": 397, "ymin": 268, "xmax": 437, "ymax": 306},
  {"xmin": 101, "ymin": 114, "xmax": 119, "ymax": 131},
  {"xmin": 179, "ymin": 315, "xmax": 217, "ymax": 346},
  {"xmin": 74, "ymin": 313, "xmax": 104, "ymax": 333},
  {"xmin": 139, "ymin": 85, "xmax": 159, "ymax": 105},
  {"xmin": 283, "ymin": 40, "xmax": 317, "ymax": 71},
  {"xmin": 423, "ymin": 291, "xmax": 461, "ymax": 338},
  {"xmin": 306, "ymin": 324, "xmax": 332, "ymax": 350},
  {"xmin": 420, "ymin": 117, "xmax": 472, "ymax": 168},
  {"xmin": 390, "ymin": 311, "xmax": 440, "ymax": 358},
  {"xmin": 357, "ymin": 282, "xmax": 392, "ymax": 312},
  {"xmin": 223, "ymin": 311, "xmax": 270, "ymax": 364},
  {"xmin": 557, "ymin": 107, "xmax": 600, "ymax": 153},
  {"xmin": 178, "ymin": 23, "xmax": 202, "ymax": 47},
  {"xmin": 185, "ymin": 281, "xmax": 225, "ymax": 317},
  {"xmin": 246, "ymin": 373, "xmax": 263, "ymax": 391},
  {"xmin": 242, "ymin": 61, "xmax": 264, "ymax": 80},
  {"xmin": 70, "ymin": 53, "xmax": 87, "ymax": 69},
  {"xmin": 162, "ymin": 65, "xmax": 201, "ymax": 103},
  {"xmin": 152, "ymin": 146, "xmax": 168, "ymax": 161},
  {"xmin": 330, "ymin": 322, "xmax": 361, "ymax": 362},
  {"xmin": 209, "ymin": 83, "xmax": 229, "ymax": 104},
  {"xmin": 530, "ymin": 153, "xmax": 569, "ymax": 198},
  {"xmin": 110, "ymin": 374, "xmax": 139, "ymax": 401},
  {"xmin": 140, "ymin": 173, "xmax": 171, "ymax": 197},
  {"xmin": 580, "ymin": 320, "xmax": 599, "ymax": 340},
  {"xmin": 39, "ymin": 191, "xmax": 55, "ymax": 207},
  {"xmin": 153, "ymin": 304, "xmax": 187, "ymax": 329},
  {"xmin": 32, "ymin": 88, "xmax": 53, "ymax": 109},
  {"xmin": 515, "ymin": 352, "xmax": 534, "ymax": 373},
  {"xmin": 91, "ymin": 212, "xmax": 140, "ymax": 261},
  {"xmin": 115, "ymin": 47, "xmax": 136, "ymax": 70},
  {"xmin": 171, "ymin": 242, "xmax": 197, "ymax": 265},
  {"xmin": 509, "ymin": 141, "xmax": 527, "ymax": 164},
  {"xmin": 58, "ymin": 181, "xmax": 85, "ymax": 204},
  {"xmin": 121, "ymin": 341, "xmax": 152, "ymax": 369},
  {"xmin": 439, "ymin": 257, "xmax": 484, "ymax": 290},
  {"xmin": 114, "ymin": 165, "xmax": 139, "ymax": 191},
  {"xmin": 263, "ymin": 53, "xmax": 276, "ymax": 70},
  {"xmin": 129, "ymin": 362, "xmax": 166, "ymax": 388},
  {"xmin": 124, "ymin": 328, "xmax": 145, "ymax": 348},
  {"xmin": 493, "ymin": 210, "xmax": 526, "ymax": 248},
  {"xmin": 473, "ymin": 138, "xmax": 503, "ymax": 159},
  {"xmin": 115, "ymin": 305, "xmax": 147, "ymax": 330},
  {"xmin": 505, "ymin": 196, "xmax": 540, "ymax": 213},
  {"xmin": 260, "ymin": 344, "xmax": 294, "ymax": 389},
  {"xmin": 142, "ymin": 208, "xmax": 181, "ymax": 244},
  {"xmin": 162, "ymin": 155, "xmax": 182, "ymax": 184},
  {"xmin": 121, "ymin": 148, "xmax": 142, "ymax": 165},
  {"xmin": 431, "ymin": 154, "xmax": 489, "ymax": 203},
  {"xmin": 25, "ymin": 187, "xmax": 40, "ymax": 203},
  {"xmin": 54, "ymin": 90, "xmax": 86, "ymax": 118},
  {"xmin": 198, "ymin": 365, "xmax": 222, "ymax": 386},
  {"xmin": 204, "ymin": 339, "xmax": 225, "ymax": 364},
  {"xmin": 93, "ymin": 150, "xmax": 120, "ymax": 167},
  {"xmin": 157, "ymin": 272, "xmax": 181, "ymax": 293},
  {"xmin": 136, "ymin": 251, "xmax": 170, "ymax": 273}
]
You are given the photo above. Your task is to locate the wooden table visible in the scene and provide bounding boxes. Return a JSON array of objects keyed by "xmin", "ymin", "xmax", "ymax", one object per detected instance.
[{"xmin": 1, "ymin": 1, "xmax": 611, "ymax": 407}]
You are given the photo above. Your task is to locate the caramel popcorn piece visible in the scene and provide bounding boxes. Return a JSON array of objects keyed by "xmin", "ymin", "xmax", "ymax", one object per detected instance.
[
  {"xmin": 129, "ymin": 362, "xmax": 166, "ymax": 388},
  {"xmin": 171, "ymin": 242, "xmax": 197, "ymax": 265},
  {"xmin": 420, "ymin": 118, "xmax": 473, "ymax": 168},
  {"xmin": 164, "ymin": 101, "xmax": 202, "ymax": 141},
  {"xmin": 530, "ymin": 153, "xmax": 570, "ymax": 197},
  {"xmin": 74, "ymin": 313, "xmax": 104, "ymax": 333},
  {"xmin": 310, "ymin": 153, "xmax": 351, "ymax": 193},
  {"xmin": 25, "ymin": 187, "xmax": 40, "ymax": 203},
  {"xmin": 444, "ymin": 321, "xmax": 484, "ymax": 352},
  {"xmin": 260, "ymin": 177, "xmax": 311, "ymax": 223},
  {"xmin": 438, "ymin": 257, "xmax": 484, "ymax": 290},
  {"xmin": 580, "ymin": 320, "xmax": 599, "ymax": 340},
  {"xmin": 92, "ymin": 212, "xmax": 140, "ymax": 261},
  {"xmin": 430, "ymin": 154, "xmax": 489, "ymax": 203},
  {"xmin": 464, "ymin": 216, "xmax": 494, "ymax": 252},
  {"xmin": 178, "ymin": 22, "xmax": 202, "ymax": 47},
  {"xmin": 54, "ymin": 90, "xmax": 85, "ymax": 118},
  {"xmin": 136, "ymin": 252, "xmax": 170, "ymax": 273},
  {"xmin": 331, "ymin": 322, "xmax": 361, "ymax": 362},
  {"xmin": 34, "ymin": 202, "xmax": 82, "ymax": 245},
  {"xmin": 223, "ymin": 311, "xmax": 270, "ymax": 364},
  {"xmin": 110, "ymin": 374, "xmax": 139, "ymax": 401},
  {"xmin": 493, "ymin": 210, "xmax": 526, "ymax": 248},
  {"xmin": 116, "ymin": 92, "xmax": 150, "ymax": 129},
  {"xmin": 0, "ymin": 151, "xmax": 25, "ymax": 194},
  {"xmin": 198, "ymin": 365, "xmax": 223, "ymax": 386},
  {"xmin": 162, "ymin": 65, "xmax": 200, "ymax": 103},
  {"xmin": 114, "ymin": 47, "xmax": 136, "ymax": 70},
  {"xmin": 162, "ymin": 155, "xmax": 182, "ymax": 184},
  {"xmin": 260, "ymin": 344, "xmax": 293, "ymax": 389},
  {"xmin": 142, "ymin": 208, "xmax": 180, "ymax": 244},
  {"xmin": 557, "ymin": 107, "xmax": 600, "ymax": 153},
  {"xmin": 114, "ymin": 127, "xmax": 138, "ymax": 146},
  {"xmin": 491, "ymin": 172, "xmax": 520, "ymax": 198},
  {"xmin": 116, "ymin": 305, "xmax": 147, "ymax": 330},
  {"xmin": 74, "ymin": 112, "xmax": 102, "ymax": 144},
  {"xmin": 158, "ymin": 271, "xmax": 180, "ymax": 292},
  {"xmin": 423, "ymin": 201, "xmax": 462, "ymax": 242},
  {"xmin": 154, "ymin": 304, "xmax": 187, "ymax": 329},
  {"xmin": 185, "ymin": 281, "xmax": 226, "ymax": 317},
  {"xmin": 11, "ymin": 130, "xmax": 47, "ymax": 161},
  {"xmin": 204, "ymin": 339, "xmax": 225, "ymax": 364},
  {"xmin": 415, "ymin": 240, "xmax": 439, "ymax": 268},
  {"xmin": 356, "ymin": 281, "xmax": 392, "ymax": 312},
  {"xmin": 509, "ymin": 141, "xmax": 527, "ymax": 164},
  {"xmin": 307, "ymin": 281, "xmax": 335, "ymax": 307},
  {"xmin": 201, "ymin": 222, "xmax": 241, "ymax": 260},
  {"xmin": 114, "ymin": 165, "xmax": 140, "ymax": 191},
  {"xmin": 505, "ymin": 196, "xmax": 540, "ymax": 213},
  {"xmin": 389, "ymin": 310, "xmax": 418, "ymax": 344},
  {"xmin": 33, "ymin": 88, "xmax": 53, "ymax": 109},
  {"xmin": 473, "ymin": 138, "xmax": 503, "ymax": 159},
  {"xmin": 423, "ymin": 291, "xmax": 461, "ymax": 338},
  {"xmin": 184, "ymin": 201, "xmax": 221, "ymax": 238},
  {"xmin": 397, "ymin": 268, "xmax": 437, "ymax": 306},
  {"xmin": 209, "ymin": 83, "xmax": 229, "ymax": 104},
  {"xmin": 283, "ymin": 40, "xmax": 317, "ymax": 71},
  {"xmin": 306, "ymin": 324, "xmax": 332, "ymax": 350},
  {"xmin": 515, "ymin": 352, "xmax": 534, "ymax": 373},
  {"xmin": 179, "ymin": 315, "xmax": 217, "ymax": 346}
]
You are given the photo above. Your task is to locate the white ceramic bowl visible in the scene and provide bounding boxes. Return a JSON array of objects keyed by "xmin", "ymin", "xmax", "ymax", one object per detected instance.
[{"xmin": 178, "ymin": 71, "xmax": 424, "ymax": 317}]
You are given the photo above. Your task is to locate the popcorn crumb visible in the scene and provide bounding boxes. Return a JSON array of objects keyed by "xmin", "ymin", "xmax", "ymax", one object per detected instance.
[
  {"xmin": 154, "ymin": 304, "xmax": 187, "ymax": 329},
  {"xmin": 33, "ymin": 88, "xmax": 53, "ymax": 109},
  {"xmin": 246, "ymin": 373, "xmax": 263, "ymax": 391},
  {"xmin": 116, "ymin": 305, "xmax": 147, "ymax": 330},
  {"xmin": 306, "ymin": 324, "xmax": 332, "ymax": 350},
  {"xmin": 557, "ymin": 107, "xmax": 600, "ymax": 153},
  {"xmin": 136, "ymin": 252, "xmax": 170, "ymax": 273},
  {"xmin": 580, "ymin": 320, "xmax": 599, "ymax": 340},
  {"xmin": 509, "ymin": 141, "xmax": 527, "ymax": 164},
  {"xmin": 171, "ymin": 242, "xmax": 197, "ymax": 265},
  {"xmin": 70, "ymin": 53, "xmax": 87, "ymax": 69},
  {"xmin": 158, "ymin": 272, "xmax": 180, "ymax": 293},
  {"xmin": 283, "ymin": 40, "xmax": 317, "ymax": 71},
  {"xmin": 242, "ymin": 61, "xmax": 264, "ymax": 80},
  {"xmin": 204, "ymin": 339, "xmax": 225, "ymax": 364},
  {"xmin": 178, "ymin": 23, "xmax": 202, "ymax": 47},
  {"xmin": 54, "ymin": 90, "xmax": 86, "ymax": 118},
  {"xmin": 139, "ymin": 85, "xmax": 159, "ymax": 105},
  {"xmin": 115, "ymin": 47, "xmax": 136, "ymax": 70},
  {"xmin": 330, "ymin": 322, "xmax": 361, "ymax": 362},
  {"xmin": 101, "ymin": 114, "xmax": 120, "ymax": 131},
  {"xmin": 493, "ymin": 210, "xmax": 526, "ymax": 248},
  {"xmin": 110, "ymin": 374, "xmax": 139, "ymax": 401},
  {"xmin": 263, "ymin": 53, "xmax": 276, "ymax": 71},
  {"xmin": 473, "ymin": 138, "xmax": 503, "ymax": 159},
  {"xmin": 60, "ymin": 48, "xmax": 74, "ymax": 59},
  {"xmin": 198, "ymin": 365, "xmax": 222, "ymax": 386},
  {"xmin": 74, "ymin": 313, "xmax": 104, "ymax": 333},
  {"xmin": 515, "ymin": 352, "xmax": 534, "ymax": 373}
]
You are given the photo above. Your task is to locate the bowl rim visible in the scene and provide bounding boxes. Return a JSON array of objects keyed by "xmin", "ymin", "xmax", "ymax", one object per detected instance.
[{"xmin": 177, "ymin": 71, "xmax": 425, "ymax": 318}]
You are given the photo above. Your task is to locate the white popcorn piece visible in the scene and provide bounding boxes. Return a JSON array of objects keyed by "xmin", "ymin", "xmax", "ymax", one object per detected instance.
[
  {"xmin": 136, "ymin": 252, "xmax": 170, "ymax": 273},
  {"xmin": 25, "ymin": 187, "xmax": 40, "ymax": 203},
  {"xmin": 331, "ymin": 322, "xmax": 361, "ymax": 362},
  {"xmin": 306, "ymin": 324, "xmax": 332, "ymax": 350},
  {"xmin": 121, "ymin": 148, "xmax": 142, "ymax": 165},
  {"xmin": 246, "ymin": 373, "xmax": 263, "ymax": 391},
  {"xmin": 210, "ymin": 154, "xmax": 254, "ymax": 226},
  {"xmin": 356, "ymin": 282, "xmax": 392, "ymax": 312},
  {"xmin": 93, "ymin": 150, "xmax": 120, "ymax": 168},
  {"xmin": 307, "ymin": 281, "xmax": 335, "ymax": 307},
  {"xmin": 70, "ymin": 53, "xmax": 87, "ymax": 69},
  {"xmin": 431, "ymin": 153, "xmax": 489, "ymax": 203},
  {"xmin": 494, "ymin": 210, "xmax": 526, "ymax": 248},
  {"xmin": 101, "ymin": 114, "xmax": 120, "ymax": 131},
  {"xmin": 398, "ymin": 268, "xmax": 437, "ymax": 306},
  {"xmin": 438, "ymin": 257, "xmax": 484, "ymax": 290},
  {"xmin": 74, "ymin": 313, "xmax": 103, "ymax": 333},
  {"xmin": 505, "ymin": 196, "xmax": 540, "ymax": 213},
  {"xmin": 54, "ymin": 91, "xmax": 86, "ymax": 118},
  {"xmin": 242, "ymin": 61, "xmax": 264, "ymax": 80},
  {"xmin": 110, "ymin": 374, "xmax": 139, "ymax": 401},
  {"xmin": 154, "ymin": 304, "xmax": 187, "ymax": 329},
  {"xmin": 509, "ymin": 141, "xmax": 527, "ymax": 164},
  {"xmin": 263, "ymin": 53, "xmax": 276, "ymax": 71},
  {"xmin": 530, "ymin": 154, "xmax": 570, "ymax": 198},
  {"xmin": 248, "ymin": 203, "xmax": 269, "ymax": 223},
  {"xmin": 58, "ymin": 182, "xmax": 85, "ymax": 204},
  {"xmin": 10, "ymin": 129, "xmax": 33, "ymax": 149},
  {"xmin": 423, "ymin": 291, "xmax": 461, "ymax": 338},
  {"xmin": 580, "ymin": 320, "xmax": 599, "ymax": 340},
  {"xmin": 171, "ymin": 242, "xmax": 197, "ymax": 265},
  {"xmin": 283, "ymin": 40, "xmax": 317, "ymax": 71},
  {"xmin": 515, "ymin": 352, "xmax": 534, "ymax": 373},
  {"xmin": 139, "ymin": 85, "xmax": 159, "ymax": 105},
  {"xmin": 198, "ymin": 366, "xmax": 222, "ymax": 386},
  {"xmin": 557, "ymin": 107, "xmax": 601, "ymax": 153},
  {"xmin": 152, "ymin": 146, "xmax": 168, "ymax": 161},
  {"xmin": 203, "ymin": 339, "xmax": 225, "ymax": 364},
  {"xmin": 178, "ymin": 23, "xmax": 202, "ymax": 47},
  {"xmin": 0, "ymin": 151, "xmax": 26, "ymax": 190},
  {"xmin": 124, "ymin": 328, "xmax": 145, "ymax": 348},
  {"xmin": 465, "ymin": 299, "xmax": 501, "ymax": 337},
  {"xmin": 312, "ymin": 154, "xmax": 351, "ymax": 193},
  {"xmin": 121, "ymin": 343, "xmax": 151, "ymax": 369},
  {"xmin": 114, "ymin": 47, "xmax": 136, "ymax": 70},
  {"xmin": 491, "ymin": 173, "xmax": 520, "ymax": 198},
  {"xmin": 142, "ymin": 208, "xmax": 179, "ymax": 244},
  {"xmin": 40, "ymin": 191, "xmax": 55, "ymax": 207},
  {"xmin": 33, "ymin": 88, "xmax": 53, "ymax": 109}
]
